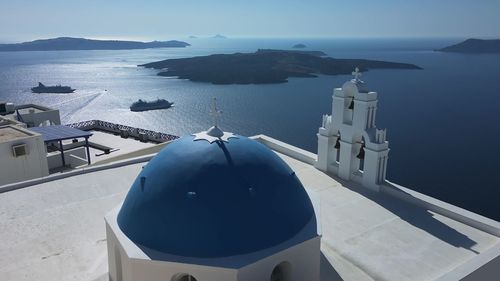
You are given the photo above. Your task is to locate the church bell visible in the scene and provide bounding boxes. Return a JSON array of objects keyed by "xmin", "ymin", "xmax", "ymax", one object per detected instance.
[
  {"xmin": 348, "ymin": 98, "xmax": 354, "ymax": 110},
  {"xmin": 356, "ymin": 145, "xmax": 365, "ymax": 159},
  {"xmin": 334, "ymin": 138, "xmax": 341, "ymax": 149}
]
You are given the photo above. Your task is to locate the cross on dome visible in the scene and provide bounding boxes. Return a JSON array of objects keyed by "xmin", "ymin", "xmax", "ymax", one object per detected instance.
[
  {"xmin": 209, "ymin": 97, "xmax": 223, "ymax": 127},
  {"xmin": 352, "ymin": 67, "xmax": 362, "ymax": 81},
  {"xmin": 192, "ymin": 97, "xmax": 238, "ymax": 143}
]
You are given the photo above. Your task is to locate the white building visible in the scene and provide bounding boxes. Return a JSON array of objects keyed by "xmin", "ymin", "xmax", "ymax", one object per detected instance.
[
  {"xmin": 0, "ymin": 124, "xmax": 49, "ymax": 185},
  {"xmin": 1, "ymin": 102, "xmax": 173, "ymax": 181},
  {"xmin": 106, "ymin": 113, "xmax": 321, "ymax": 281},
  {"xmin": 316, "ymin": 68, "xmax": 389, "ymax": 191},
  {"xmin": 14, "ymin": 104, "xmax": 61, "ymax": 127},
  {"xmin": 0, "ymin": 74, "xmax": 499, "ymax": 281}
]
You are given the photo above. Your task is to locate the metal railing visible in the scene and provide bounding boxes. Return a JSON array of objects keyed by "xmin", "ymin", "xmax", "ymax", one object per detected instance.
[{"xmin": 66, "ymin": 120, "xmax": 179, "ymax": 143}]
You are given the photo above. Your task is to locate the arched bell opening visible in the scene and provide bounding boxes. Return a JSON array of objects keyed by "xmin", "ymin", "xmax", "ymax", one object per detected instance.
[
  {"xmin": 334, "ymin": 133, "xmax": 341, "ymax": 163},
  {"xmin": 348, "ymin": 97, "xmax": 354, "ymax": 110},
  {"xmin": 345, "ymin": 97, "xmax": 355, "ymax": 126},
  {"xmin": 357, "ymin": 138, "xmax": 365, "ymax": 172},
  {"xmin": 270, "ymin": 261, "xmax": 292, "ymax": 281}
]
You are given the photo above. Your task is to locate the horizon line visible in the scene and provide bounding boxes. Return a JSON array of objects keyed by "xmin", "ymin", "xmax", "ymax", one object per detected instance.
[{"xmin": 1, "ymin": 35, "xmax": 498, "ymax": 44}]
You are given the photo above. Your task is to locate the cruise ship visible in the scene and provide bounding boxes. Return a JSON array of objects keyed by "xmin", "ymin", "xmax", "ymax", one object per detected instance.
[
  {"xmin": 31, "ymin": 82, "xmax": 75, "ymax": 94},
  {"xmin": 130, "ymin": 98, "xmax": 173, "ymax": 112}
]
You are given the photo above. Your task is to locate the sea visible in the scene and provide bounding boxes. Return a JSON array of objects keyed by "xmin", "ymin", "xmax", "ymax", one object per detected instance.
[{"xmin": 0, "ymin": 38, "xmax": 499, "ymax": 220}]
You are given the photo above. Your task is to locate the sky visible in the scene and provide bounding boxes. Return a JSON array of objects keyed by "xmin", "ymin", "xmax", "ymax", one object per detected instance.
[{"xmin": 0, "ymin": 0, "xmax": 499, "ymax": 42}]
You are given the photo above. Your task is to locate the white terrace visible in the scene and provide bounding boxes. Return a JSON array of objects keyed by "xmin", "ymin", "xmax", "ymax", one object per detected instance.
[{"xmin": 1, "ymin": 135, "xmax": 499, "ymax": 281}]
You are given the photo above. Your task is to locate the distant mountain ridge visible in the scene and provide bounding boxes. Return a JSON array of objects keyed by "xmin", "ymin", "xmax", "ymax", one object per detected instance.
[
  {"xmin": 0, "ymin": 37, "xmax": 190, "ymax": 52},
  {"xmin": 437, "ymin": 38, "xmax": 500, "ymax": 53}
]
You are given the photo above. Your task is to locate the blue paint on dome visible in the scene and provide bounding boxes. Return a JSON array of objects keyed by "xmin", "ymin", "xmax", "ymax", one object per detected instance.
[{"xmin": 117, "ymin": 134, "xmax": 317, "ymax": 258}]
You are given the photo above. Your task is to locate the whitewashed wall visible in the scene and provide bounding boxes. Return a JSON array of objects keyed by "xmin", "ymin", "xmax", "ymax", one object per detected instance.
[
  {"xmin": 106, "ymin": 208, "xmax": 320, "ymax": 281},
  {"xmin": 0, "ymin": 126, "xmax": 48, "ymax": 186}
]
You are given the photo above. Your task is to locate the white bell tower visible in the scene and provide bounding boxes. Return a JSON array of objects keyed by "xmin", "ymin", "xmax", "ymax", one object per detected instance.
[{"xmin": 315, "ymin": 68, "xmax": 389, "ymax": 191}]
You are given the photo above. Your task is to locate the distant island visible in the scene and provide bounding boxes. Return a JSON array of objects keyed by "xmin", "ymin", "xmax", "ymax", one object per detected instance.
[
  {"xmin": 212, "ymin": 34, "xmax": 227, "ymax": 39},
  {"xmin": 0, "ymin": 37, "xmax": 190, "ymax": 52},
  {"xmin": 141, "ymin": 49, "xmax": 422, "ymax": 85},
  {"xmin": 437, "ymin": 38, "xmax": 500, "ymax": 53},
  {"xmin": 293, "ymin": 43, "xmax": 307, "ymax": 48},
  {"xmin": 258, "ymin": 49, "xmax": 326, "ymax": 57}
]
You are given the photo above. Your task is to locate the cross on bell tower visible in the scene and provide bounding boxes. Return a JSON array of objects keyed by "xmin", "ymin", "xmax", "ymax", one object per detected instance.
[{"xmin": 352, "ymin": 67, "xmax": 362, "ymax": 82}]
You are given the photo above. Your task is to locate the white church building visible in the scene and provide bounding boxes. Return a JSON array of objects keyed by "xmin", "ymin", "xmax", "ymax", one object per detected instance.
[
  {"xmin": 316, "ymin": 68, "xmax": 389, "ymax": 191},
  {"xmin": 105, "ymin": 100, "xmax": 320, "ymax": 281},
  {"xmin": 1, "ymin": 71, "xmax": 499, "ymax": 281},
  {"xmin": 104, "ymin": 70, "xmax": 392, "ymax": 281}
]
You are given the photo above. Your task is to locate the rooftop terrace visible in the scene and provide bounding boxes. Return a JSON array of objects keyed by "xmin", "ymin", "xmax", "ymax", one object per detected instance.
[
  {"xmin": 83, "ymin": 130, "xmax": 159, "ymax": 164},
  {"xmin": 0, "ymin": 135, "xmax": 499, "ymax": 281}
]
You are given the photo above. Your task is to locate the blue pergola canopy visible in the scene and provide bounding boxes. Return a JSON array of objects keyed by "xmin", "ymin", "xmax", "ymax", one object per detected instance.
[
  {"xmin": 30, "ymin": 125, "xmax": 93, "ymax": 166},
  {"xmin": 30, "ymin": 125, "xmax": 92, "ymax": 142}
]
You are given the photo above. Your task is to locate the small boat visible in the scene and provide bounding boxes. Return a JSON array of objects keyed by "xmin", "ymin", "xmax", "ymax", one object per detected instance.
[
  {"xmin": 130, "ymin": 99, "xmax": 174, "ymax": 112},
  {"xmin": 31, "ymin": 82, "xmax": 75, "ymax": 94}
]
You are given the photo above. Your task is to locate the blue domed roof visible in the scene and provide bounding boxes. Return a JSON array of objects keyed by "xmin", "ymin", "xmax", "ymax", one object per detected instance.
[{"xmin": 117, "ymin": 133, "xmax": 316, "ymax": 258}]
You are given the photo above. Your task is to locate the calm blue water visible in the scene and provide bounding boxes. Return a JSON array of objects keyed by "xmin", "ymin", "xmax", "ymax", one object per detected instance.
[{"xmin": 1, "ymin": 38, "xmax": 499, "ymax": 220}]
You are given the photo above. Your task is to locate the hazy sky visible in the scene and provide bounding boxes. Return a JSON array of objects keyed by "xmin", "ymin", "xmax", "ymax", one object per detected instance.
[{"xmin": 1, "ymin": 0, "xmax": 499, "ymax": 42}]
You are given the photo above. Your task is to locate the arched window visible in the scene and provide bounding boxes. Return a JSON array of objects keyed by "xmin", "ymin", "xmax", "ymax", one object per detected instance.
[
  {"xmin": 172, "ymin": 273, "xmax": 197, "ymax": 281},
  {"xmin": 270, "ymin": 262, "xmax": 291, "ymax": 281}
]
